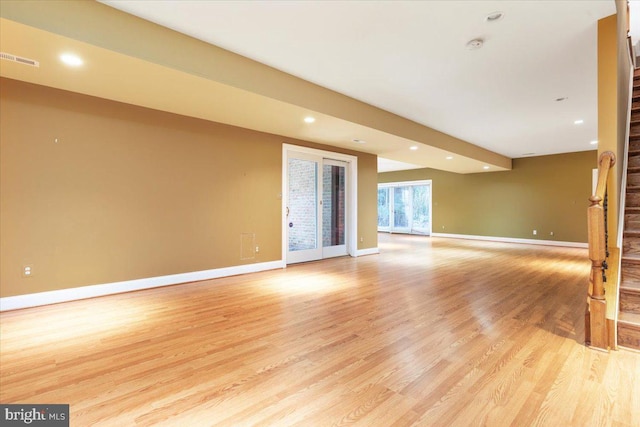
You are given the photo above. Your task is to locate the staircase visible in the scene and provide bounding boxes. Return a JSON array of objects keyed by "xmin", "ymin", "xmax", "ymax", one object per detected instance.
[{"xmin": 619, "ymin": 68, "xmax": 640, "ymax": 350}]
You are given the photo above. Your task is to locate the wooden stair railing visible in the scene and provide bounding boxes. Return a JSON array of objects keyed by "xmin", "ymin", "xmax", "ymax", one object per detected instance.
[{"xmin": 586, "ymin": 151, "xmax": 615, "ymax": 350}]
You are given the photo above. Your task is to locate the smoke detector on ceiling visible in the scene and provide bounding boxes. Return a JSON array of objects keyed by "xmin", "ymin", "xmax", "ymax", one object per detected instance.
[
  {"xmin": 0, "ymin": 52, "xmax": 39, "ymax": 67},
  {"xmin": 466, "ymin": 38, "xmax": 484, "ymax": 50}
]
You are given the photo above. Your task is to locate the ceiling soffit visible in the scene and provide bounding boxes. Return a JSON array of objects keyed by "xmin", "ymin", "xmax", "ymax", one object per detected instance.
[{"xmin": 0, "ymin": 1, "xmax": 511, "ymax": 173}]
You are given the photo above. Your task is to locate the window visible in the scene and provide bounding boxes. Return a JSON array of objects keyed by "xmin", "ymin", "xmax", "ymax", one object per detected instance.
[{"xmin": 378, "ymin": 181, "xmax": 432, "ymax": 235}]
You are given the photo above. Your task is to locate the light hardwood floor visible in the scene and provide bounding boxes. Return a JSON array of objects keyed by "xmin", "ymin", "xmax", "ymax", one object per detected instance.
[{"xmin": 1, "ymin": 234, "xmax": 639, "ymax": 426}]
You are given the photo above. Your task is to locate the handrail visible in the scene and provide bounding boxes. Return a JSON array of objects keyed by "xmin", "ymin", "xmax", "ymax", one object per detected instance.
[
  {"xmin": 592, "ymin": 152, "xmax": 615, "ymax": 203},
  {"xmin": 586, "ymin": 151, "xmax": 615, "ymax": 350}
]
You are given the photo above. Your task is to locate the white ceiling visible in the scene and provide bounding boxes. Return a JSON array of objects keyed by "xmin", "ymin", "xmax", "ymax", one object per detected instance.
[
  {"xmin": 101, "ymin": 0, "xmax": 614, "ymax": 170},
  {"xmin": 630, "ymin": 1, "xmax": 640, "ymax": 53}
]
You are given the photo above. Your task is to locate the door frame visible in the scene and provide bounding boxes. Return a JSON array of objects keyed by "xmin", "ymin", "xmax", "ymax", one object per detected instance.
[{"xmin": 282, "ymin": 144, "xmax": 358, "ymax": 264}]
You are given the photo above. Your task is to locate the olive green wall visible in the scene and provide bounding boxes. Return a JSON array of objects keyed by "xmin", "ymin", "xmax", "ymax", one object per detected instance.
[
  {"xmin": 0, "ymin": 78, "xmax": 378, "ymax": 298},
  {"xmin": 379, "ymin": 151, "xmax": 596, "ymax": 243}
]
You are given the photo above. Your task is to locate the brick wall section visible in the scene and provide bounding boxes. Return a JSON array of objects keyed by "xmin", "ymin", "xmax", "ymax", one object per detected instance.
[
  {"xmin": 323, "ymin": 165, "xmax": 345, "ymax": 246},
  {"xmin": 288, "ymin": 159, "xmax": 317, "ymax": 251},
  {"xmin": 289, "ymin": 161, "xmax": 346, "ymax": 251}
]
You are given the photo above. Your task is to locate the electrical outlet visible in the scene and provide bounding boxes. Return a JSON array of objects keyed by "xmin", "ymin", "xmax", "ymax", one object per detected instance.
[
  {"xmin": 550, "ymin": 231, "xmax": 554, "ymax": 236},
  {"xmin": 533, "ymin": 230, "xmax": 537, "ymax": 235},
  {"xmin": 360, "ymin": 237, "xmax": 364, "ymax": 243},
  {"xmin": 22, "ymin": 265, "xmax": 33, "ymax": 278},
  {"xmin": 255, "ymin": 246, "xmax": 260, "ymax": 253}
]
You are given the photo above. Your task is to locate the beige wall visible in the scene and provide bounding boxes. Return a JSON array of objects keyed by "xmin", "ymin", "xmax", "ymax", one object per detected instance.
[
  {"xmin": 0, "ymin": 78, "xmax": 377, "ymax": 298},
  {"xmin": 598, "ymin": 14, "xmax": 622, "ymax": 245},
  {"xmin": 614, "ymin": 4, "xmax": 633, "ymax": 245},
  {"xmin": 379, "ymin": 151, "xmax": 596, "ymax": 243},
  {"xmin": 615, "ymin": 4, "xmax": 632, "ymax": 180}
]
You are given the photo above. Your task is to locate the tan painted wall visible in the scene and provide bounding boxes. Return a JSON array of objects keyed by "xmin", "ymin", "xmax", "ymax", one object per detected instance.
[
  {"xmin": 0, "ymin": 78, "xmax": 377, "ymax": 298},
  {"xmin": 598, "ymin": 14, "xmax": 622, "ymax": 246},
  {"xmin": 379, "ymin": 151, "xmax": 596, "ymax": 243},
  {"xmin": 615, "ymin": 3, "xmax": 632, "ymax": 183},
  {"xmin": 613, "ymin": 4, "xmax": 633, "ymax": 248}
]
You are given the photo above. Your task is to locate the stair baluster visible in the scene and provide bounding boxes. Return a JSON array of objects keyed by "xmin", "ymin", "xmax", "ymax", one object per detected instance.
[{"xmin": 603, "ymin": 192, "xmax": 608, "ymax": 284}]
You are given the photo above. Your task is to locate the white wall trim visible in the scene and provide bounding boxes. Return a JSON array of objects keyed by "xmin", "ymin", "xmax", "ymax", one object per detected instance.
[
  {"xmin": 431, "ymin": 233, "xmax": 587, "ymax": 248},
  {"xmin": 356, "ymin": 247, "xmax": 380, "ymax": 256},
  {"xmin": 0, "ymin": 260, "xmax": 285, "ymax": 312}
]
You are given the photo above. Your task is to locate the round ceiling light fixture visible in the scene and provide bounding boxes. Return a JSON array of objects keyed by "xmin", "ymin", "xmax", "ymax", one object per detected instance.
[
  {"xmin": 466, "ymin": 38, "xmax": 484, "ymax": 50},
  {"xmin": 59, "ymin": 53, "xmax": 83, "ymax": 67},
  {"xmin": 485, "ymin": 11, "xmax": 504, "ymax": 22},
  {"xmin": 303, "ymin": 116, "xmax": 315, "ymax": 123},
  {"xmin": 352, "ymin": 139, "xmax": 366, "ymax": 144}
]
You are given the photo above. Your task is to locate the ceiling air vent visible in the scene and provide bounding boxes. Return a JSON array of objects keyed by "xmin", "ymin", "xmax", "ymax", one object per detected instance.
[{"xmin": 0, "ymin": 52, "xmax": 39, "ymax": 68}]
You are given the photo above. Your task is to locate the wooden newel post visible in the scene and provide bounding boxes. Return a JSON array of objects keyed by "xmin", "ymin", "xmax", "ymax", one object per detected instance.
[
  {"xmin": 587, "ymin": 196, "xmax": 605, "ymax": 300},
  {"xmin": 585, "ymin": 151, "xmax": 615, "ymax": 350}
]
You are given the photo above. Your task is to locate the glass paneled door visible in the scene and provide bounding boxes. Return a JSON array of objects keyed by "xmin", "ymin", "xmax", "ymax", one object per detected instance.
[
  {"xmin": 287, "ymin": 153, "xmax": 322, "ymax": 264},
  {"xmin": 377, "ymin": 181, "xmax": 432, "ymax": 235},
  {"xmin": 392, "ymin": 186, "xmax": 411, "ymax": 233},
  {"xmin": 377, "ymin": 187, "xmax": 390, "ymax": 229},
  {"xmin": 286, "ymin": 153, "xmax": 348, "ymax": 264}
]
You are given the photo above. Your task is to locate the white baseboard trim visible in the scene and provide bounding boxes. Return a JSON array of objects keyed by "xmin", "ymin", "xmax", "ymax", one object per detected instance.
[
  {"xmin": 0, "ymin": 260, "xmax": 285, "ymax": 312},
  {"xmin": 356, "ymin": 247, "xmax": 380, "ymax": 256},
  {"xmin": 431, "ymin": 233, "xmax": 587, "ymax": 248}
]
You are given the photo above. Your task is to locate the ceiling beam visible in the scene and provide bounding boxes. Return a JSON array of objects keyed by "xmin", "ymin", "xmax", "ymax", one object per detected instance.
[{"xmin": 0, "ymin": 0, "xmax": 511, "ymax": 171}]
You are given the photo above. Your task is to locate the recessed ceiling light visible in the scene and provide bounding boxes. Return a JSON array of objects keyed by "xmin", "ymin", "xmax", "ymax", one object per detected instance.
[
  {"xmin": 485, "ymin": 11, "xmax": 504, "ymax": 22},
  {"xmin": 352, "ymin": 139, "xmax": 366, "ymax": 144},
  {"xmin": 60, "ymin": 53, "xmax": 83, "ymax": 67},
  {"xmin": 555, "ymin": 97, "xmax": 568, "ymax": 102},
  {"xmin": 574, "ymin": 119, "xmax": 584, "ymax": 125},
  {"xmin": 483, "ymin": 166, "xmax": 490, "ymax": 170},
  {"xmin": 522, "ymin": 152, "xmax": 536, "ymax": 156},
  {"xmin": 590, "ymin": 140, "xmax": 598, "ymax": 145},
  {"xmin": 409, "ymin": 146, "xmax": 418, "ymax": 151},
  {"xmin": 466, "ymin": 38, "xmax": 484, "ymax": 50},
  {"xmin": 304, "ymin": 116, "xmax": 315, "ymax": 123},
  {"xmin": 446, "ymin": 156, "xmax": 453, "ymax": 160}
]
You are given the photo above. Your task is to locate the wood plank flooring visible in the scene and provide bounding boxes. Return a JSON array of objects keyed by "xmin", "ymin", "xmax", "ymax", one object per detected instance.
[{"xmin": 1, "ymin": 234, "xmax": 639, "ymax": 426}]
